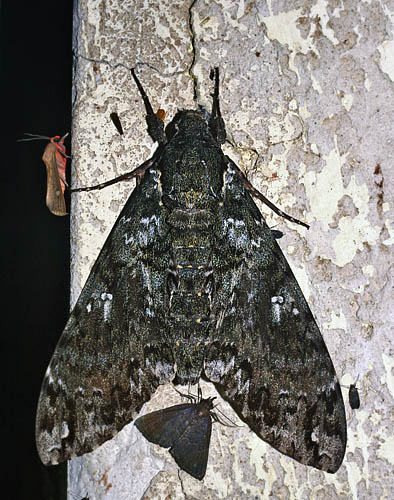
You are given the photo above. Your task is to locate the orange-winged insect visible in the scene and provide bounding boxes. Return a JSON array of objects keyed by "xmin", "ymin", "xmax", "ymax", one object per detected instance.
[{"xmin": 19, "ymin": 133, "xmax": 70, "ymax": 216}]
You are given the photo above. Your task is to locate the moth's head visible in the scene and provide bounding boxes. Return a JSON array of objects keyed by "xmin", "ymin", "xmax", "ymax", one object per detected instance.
[{"xmin": 165, "ymin": 109, "xmax": 212, "ymax": 141}]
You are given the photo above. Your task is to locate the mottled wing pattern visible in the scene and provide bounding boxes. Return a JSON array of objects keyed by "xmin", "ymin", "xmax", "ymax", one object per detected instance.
[
  {"xmin": 36, "ymin": 166, "xmax": 175, "ymax": 465},
  {"xmin": 205, "ymin": 162, "xmax": 347, "ymax": 473},
  {"xmin": 135, "ymin": 399, "xmax": 213, "ymax": 479}
]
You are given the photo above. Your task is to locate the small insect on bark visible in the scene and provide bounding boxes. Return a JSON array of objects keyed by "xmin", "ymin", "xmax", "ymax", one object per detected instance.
[
  {"xmin": 110, "ymin": 112, "xmax": 124, "ymax": 135},
  {"xmin": 342, "ymin": 375, "xmax": 360, "ymax": 409},
  {"xmin": 348, "ymin": 384, "xmax": 360, "ymax": 409},
  {"xmin": 36, "ymin": 68, "xmax": 346, "ymax": 476},
  {"xmin": 135, "ymin": 391, "xmax": 217, "ymax": 480},
  {"xmin": 18, "ymin": 133, "xmax": 70, "ymax": 216}
]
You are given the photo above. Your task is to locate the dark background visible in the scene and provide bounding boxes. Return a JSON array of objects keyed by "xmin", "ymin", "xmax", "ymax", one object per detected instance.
[{"xmin": 2, "ymin": 2, "xmax": 73, "ymax": 498}]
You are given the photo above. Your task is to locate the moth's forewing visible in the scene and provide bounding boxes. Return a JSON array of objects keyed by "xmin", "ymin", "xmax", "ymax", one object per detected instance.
[
  {"xmin": 204, "ymin": 169, "xmax": 347, "ymax": 473},
  {"xmin": 42, "ymin": 142, "xmax": 67, "ymax": 216},
  {"xmin": 169, "ymin": 410, "xmax": 212, "ymax": 480},
  {"xmin": 135, "ymin": 403, "xmax": 198, "ymax": 447},
  {"xmin": 36, "ymin": 162, "xmax": 175, "ymax": 465},
  {"xmin": 53, "ymin": 134, "xmax": 68, "ymax": 195},
  {"xmin": 348, "ymin": 385, "xmax": 360, "ymax": 409}
]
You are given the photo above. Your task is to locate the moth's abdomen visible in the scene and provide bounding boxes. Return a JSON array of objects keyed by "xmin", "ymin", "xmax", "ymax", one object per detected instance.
[
  {"xmin": 167, "ymin": 208, "xmax": 214, "ymax": 231},
  {"xmin": 167, "ymin": 227, "xmax": 215, "ymax": 384}
]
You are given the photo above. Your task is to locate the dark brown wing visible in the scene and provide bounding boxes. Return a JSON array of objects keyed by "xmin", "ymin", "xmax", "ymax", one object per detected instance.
[{"xmin": 135, "ymin": 399, "xmax": 213, "ymax": 480}]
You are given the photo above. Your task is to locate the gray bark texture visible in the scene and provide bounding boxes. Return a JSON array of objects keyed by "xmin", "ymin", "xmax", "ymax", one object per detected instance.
[{"xmin": 69, "ymin": 0, "xmax": 394, "ymax": 498}]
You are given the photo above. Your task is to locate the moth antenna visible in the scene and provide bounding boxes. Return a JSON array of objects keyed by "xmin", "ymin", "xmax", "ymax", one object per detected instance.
[
  {"xmin": 171, "ymin": 384, "xmax": 196, "ymax": 403},
  {"xmin": 17, "ymin": 133, "xmax": 51, "ymax": 142},
  {"xmin": 130, "ymin": 68, "xmax": 166, "ymax": 144},
  {"xmin": 341, "ymin": 373, "xmax": 360, "ymax": 389},
  {"xmin": 209, "ymin": 67, "xmax": 226, "ymax": 144}
]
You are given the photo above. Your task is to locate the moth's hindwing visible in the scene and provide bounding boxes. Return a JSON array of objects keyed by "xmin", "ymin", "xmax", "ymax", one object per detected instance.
[
  {"xmin": 204, "ymin": 164, "xmax": 346, "ymax": 472},
  {"xmin": 135, "ymin": 398, "xmax": 214, "ymax": 480},
  {"xmin": 36, "ymin": 156, "xmax": 175, "ymax": 465}
]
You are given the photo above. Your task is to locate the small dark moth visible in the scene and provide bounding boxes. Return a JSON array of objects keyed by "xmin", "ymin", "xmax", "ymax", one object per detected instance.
[
  {"xmin": 348, "ymin": 384, "xmax": 360, "ymax": 409},
  {"xmin": 343, "ymin": 375, "xmax": 360, "ymax": 409},
  {"xmin": 110, "ymin": 112, "xmax": 124, "ymax": 135},
  {"xmin": 18, "ymin": 133, "xmax": 69, "ymax": 216},
  {"xmin": 36, "ymin": 68, "xmax": 346, "ymax": 475},
  {"xmin": 135, "ymin": 393, "xmax": 217, "ymax": 480}
]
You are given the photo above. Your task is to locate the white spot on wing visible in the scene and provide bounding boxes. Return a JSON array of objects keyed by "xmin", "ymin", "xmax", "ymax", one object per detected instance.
[
  {"xmin": 138, "ymin": 214, "xmax": 161, "ymax": 246},
  {"xmin": 145, "ymin": 307, "xmax": 155, "ymax": 317},
  {"xmin": 61, "ymin": 422, "xmax": 69, "ymax": 439},
  {"xmin": 101, "ymin": 293, "xmax": 113, "ymax": 322},
  {"xmin": 120, "ymin": 216, "xmax": 131, "ymax": 224},
  {"xmin": 271, "ymin": 296, "xmax": 283, "ymax": 323},
  {"xmin": 223, "ymin": 217, "xmax": 248, "ymax": 249},
  {"xmin": 124, "ymin": 233, "xmax": 133, "ymax": 244},
  {"xmin": 271, "ymin": 295, "xmax": 284, "ymax": 304}
]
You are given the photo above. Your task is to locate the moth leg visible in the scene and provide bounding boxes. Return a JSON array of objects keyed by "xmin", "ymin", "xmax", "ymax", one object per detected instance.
[
  {"xmin": 227, "ymin": 156, "xmax": 310, "ymax": 229},
  {"xmin": 172, "ymin": 384, "xmax": 197, "ymax": 403},
  {"xmin": 57, "ymin": 150, "xmax": 72, "ymax": 160},
  {"xmin": 131, "ymin": 68, "xmax": 166, "ymax": 144},
  {"xmin": 58, "ymin": 173, "xmax": 69, "ymax": 189},
  {"xmin": 71, "ymin": 156, "xmax": 155, "ymax": 193},
  {"xmin": 209, "ymin": 67, "xmax": 226, "ymax": 145}
]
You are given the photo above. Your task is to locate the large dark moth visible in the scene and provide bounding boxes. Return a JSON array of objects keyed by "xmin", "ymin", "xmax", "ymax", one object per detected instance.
[
  {"xmin": 18, "ymin": 133, "xmax": 70, "ymax": 216},
  {"xmin": 36, "ymin": 68, "xmax": 347, "ymax": 476},
  {"xmin": 135, "ymin": 391, "xmax": 217, "ymax": 480}
]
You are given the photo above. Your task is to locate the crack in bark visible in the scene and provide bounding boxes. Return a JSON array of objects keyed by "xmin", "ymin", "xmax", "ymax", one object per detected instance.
[{"xmin": 73, "ymin": 52, "xmax": 183, "ymax": 78}]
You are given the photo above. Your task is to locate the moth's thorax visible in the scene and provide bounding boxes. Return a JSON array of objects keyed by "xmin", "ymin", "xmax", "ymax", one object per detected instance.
[
  {"xmin": 168, "ymin": 109, "xmax": 211, "ymax": 140},
  {"xmin": 159, "ymin": 144, "xmax": 224, "ymax": 213}
]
